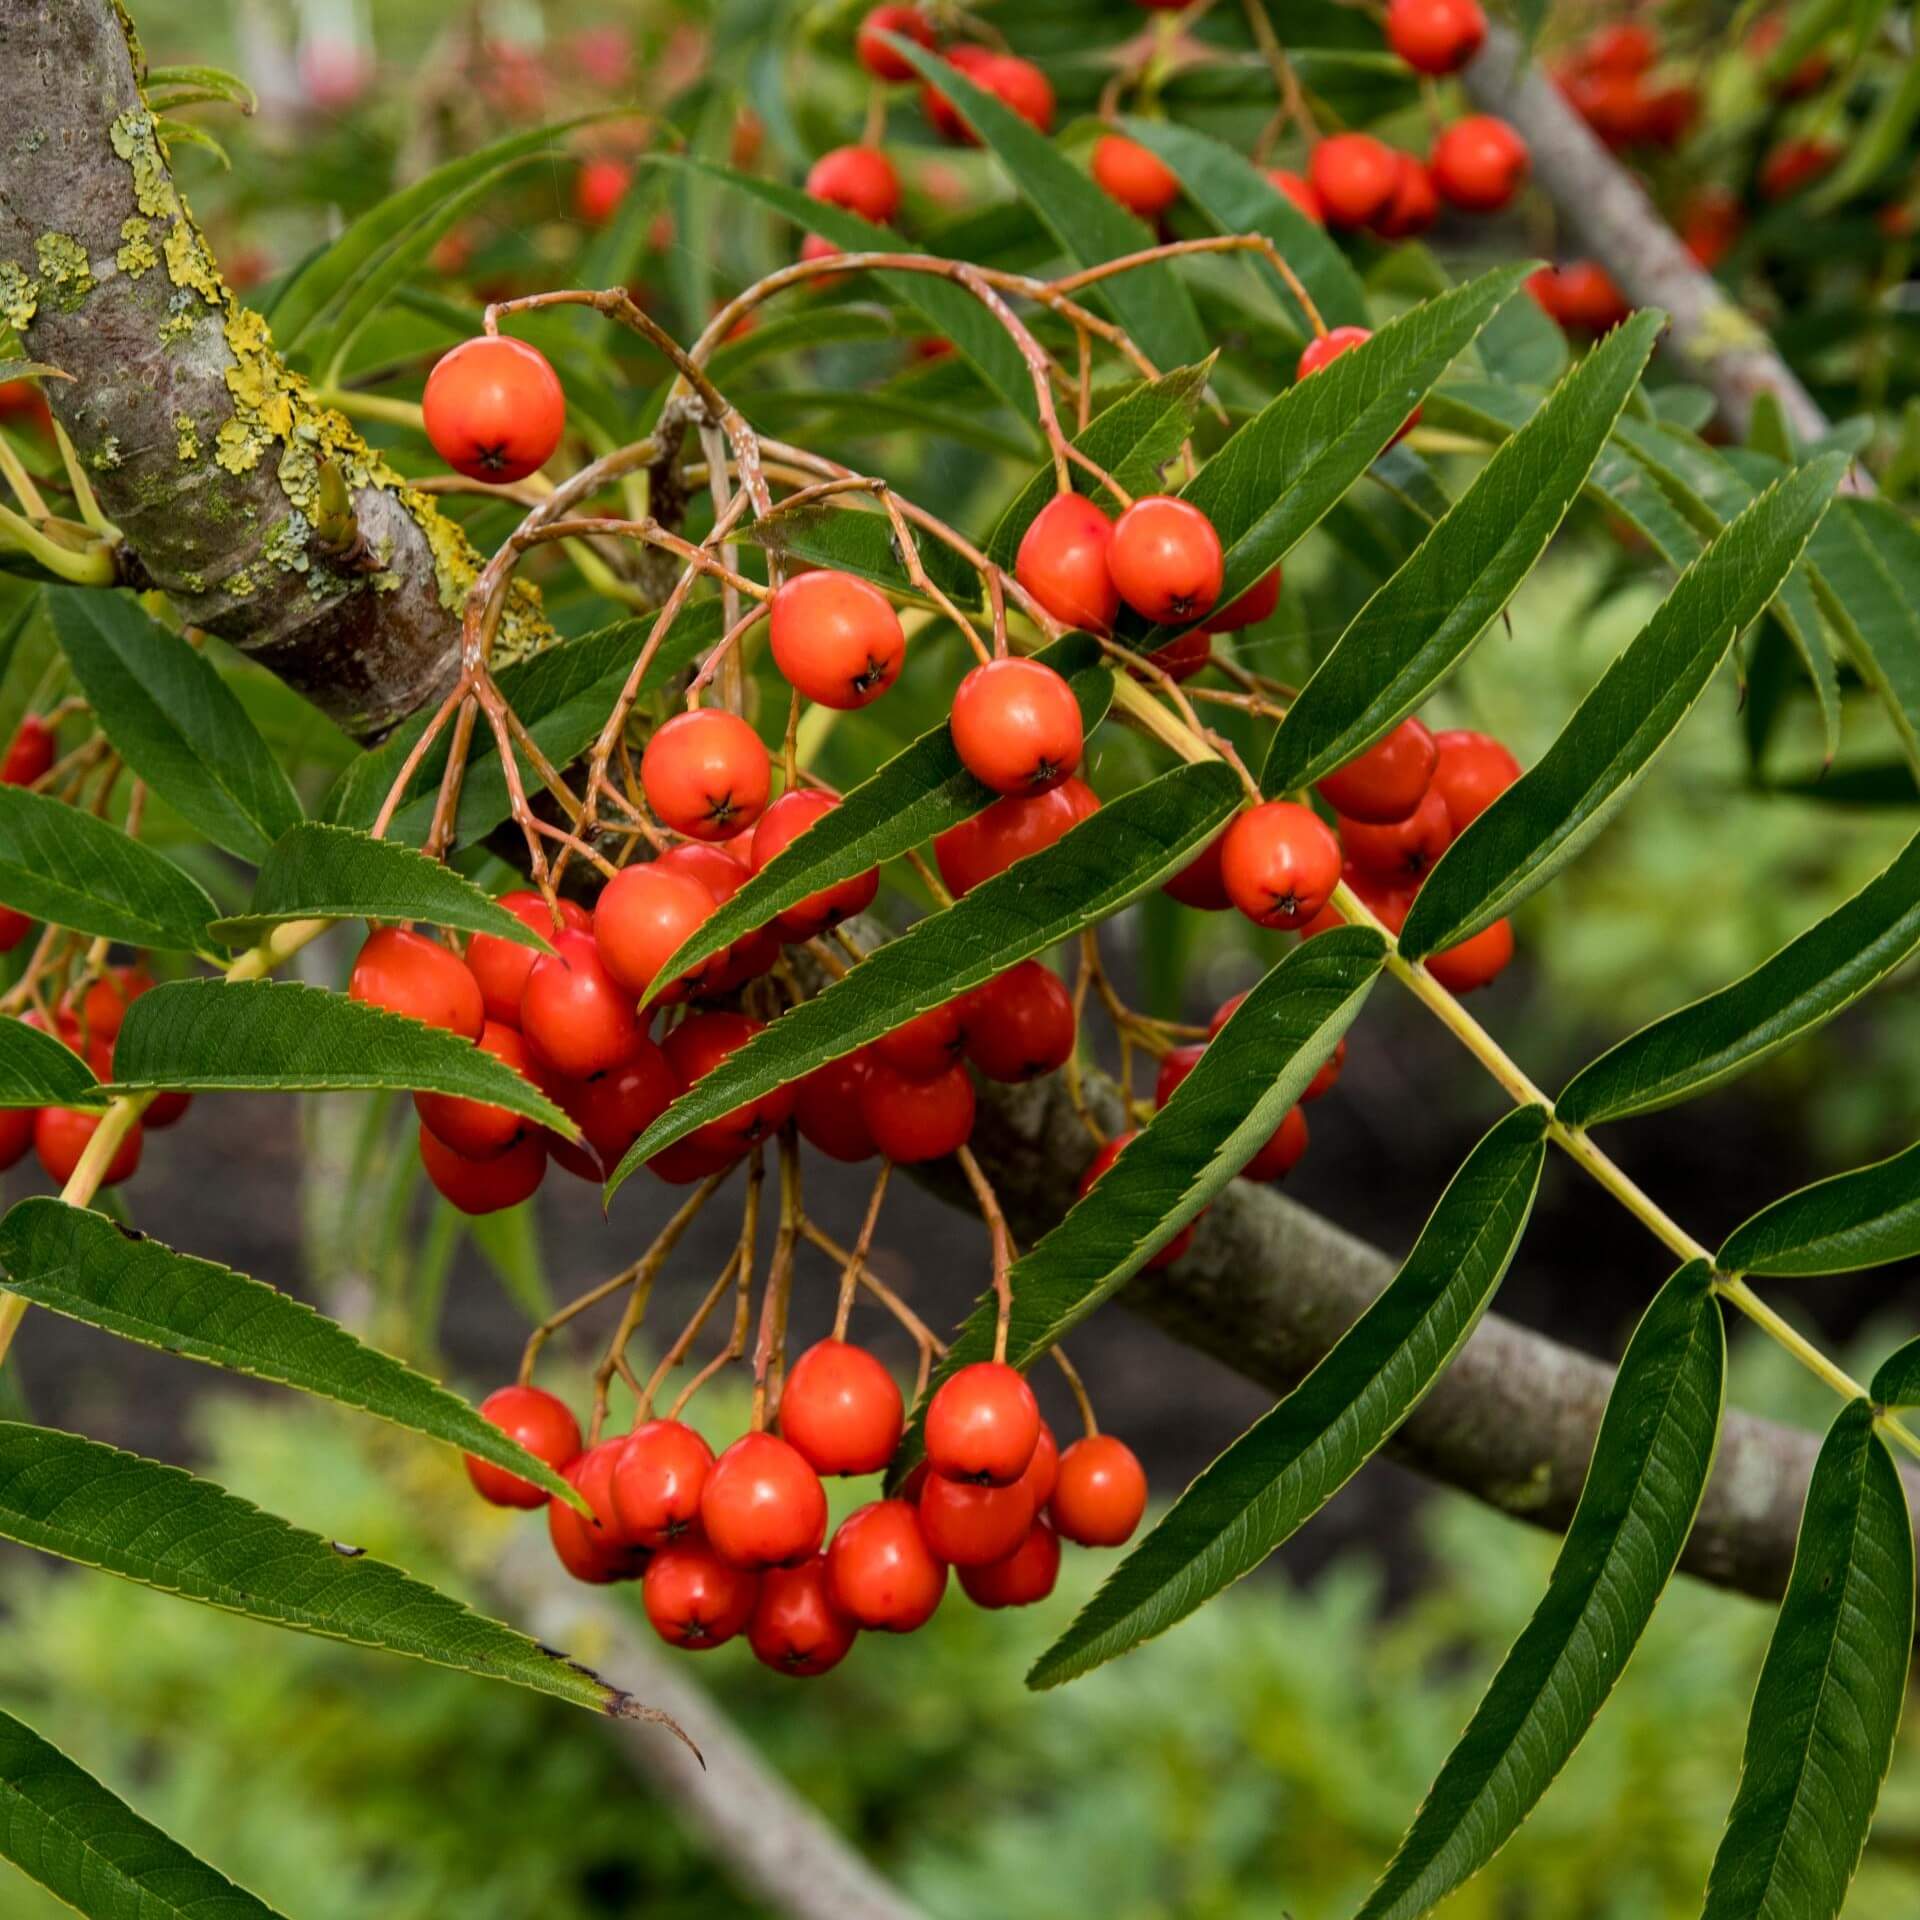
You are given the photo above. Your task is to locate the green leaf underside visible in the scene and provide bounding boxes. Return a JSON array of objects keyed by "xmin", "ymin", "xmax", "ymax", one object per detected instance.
[
  {"xmin": 1558, "ymin": 827, "xmax": 1920, "ymax": 1127},
  {"xmin": 0, "ymin": 1702, "xmax": 286, "ymax": 1919},
  {"xmin": 1028, "ymin": 1103, "xmax": 1545, "ymax": 1691},
  {"xmin": 0, "ymin": 1199, "xmax": 582, "ymax": 1509},
  {"xmin": 741, "ymin": 497, "xmax": 981, "ymax": 607},
  {"xmin": 1720, "ymin": 1139, "xmax": 1920, "ymax": 1279},
  {"xmin": 1808, "ymin": 498, "xmax": 1920, "ymax": 790},
  {"xmin": 1700, "ymin": 1400, "xmax": 1914, "ymax": 1920},
  {"xmin": 0, "ymin": 1017, "xmax": 102, "ymax": 1111},
  {"xmin": 1400, "ymin": 455, "xmax": 1846, "ymax": 959},
  {"xmin": 106, "ymin": 981, "xmax": 576, "ymax": 1137},
  {"xmin": 1263, "ymin": 311, "xmax": 1660, "ymax": 797},
  {"xmin": 0, "ymin": 786, "xmax": 216, "ymax": 954},
  {"xmin": 0, "ymin": 1422, "xmax": 634, "ymax": 1717},
  {"xmin": 48, "ymin": 591, "xmax": 303, "ymax": 865},
  {"xmin": 644, "ymin": 633, "xmax": 1112, "ymax": 1003},
  {"xmin": 1359, "ymin": 1263, "xmax": 1726, "ymax": 1920},
  {"xmin": 609, "ymin": 760, "xmax": 1244, "ymax": 1195},
  {"xmin": 1154, "ymin": 266, "xmax": 1531, "ymax": 651},
  {"xmin": 209, "ymin": 823, "xmax": 558, "ymax": 951}
]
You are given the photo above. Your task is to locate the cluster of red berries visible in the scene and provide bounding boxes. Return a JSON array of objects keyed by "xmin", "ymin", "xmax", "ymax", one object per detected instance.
[
  {"xmin": 465, "ymin": 1353, "xmax": 1146, "ymax": 1671},
  {"xmin": 0, "ymin": 714, "xmax": 54, "ymax": 955},
  {"xmin": 853, "ymin": 7, "xmax": 1053, "ymax": 143},
  {"xmin": 1551, "ymin": 21, "xmax": 1699, "ymax": 154},
  {"xmin": 1165, "ymin": 718, "xmax": 1523, "ymax": 992}
]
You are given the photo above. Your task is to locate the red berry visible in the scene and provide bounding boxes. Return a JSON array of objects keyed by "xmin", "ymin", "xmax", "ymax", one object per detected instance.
[
  {"xmin": 1386, "ymin": 0, "xmax": 1486, "ymax": 75},
  {"xmin": 349, "ymin": 927, "xmax": 484, "ymax": 1039},
  {"xmin": 1371, "ymin": 152, "xmax": 1439, "ymax": 238},
  {"xmin": 1092, "ymin": 134, "xmax": 1180, "ymax": 218},
  {"xmin": 594, "ymin": 863, "xmax": 716, "ymax": 999},
  {"xmin": 1266, "ymin": 168, "xmax": 1325, "ymax": 225},
  {"xmin": 467, "ymin": 891, "xmax": 590, "ymax": 1026},
  {"xmin": 1425, "ymin": 917, "xmax": 1514, "ymax": 993},
  {"xmin": 749, "ymin": 789, "xmax": 880, "ymax": 938},
  {"xmin": 1209, "ymin": 567, "xmax": 1281, "ymax": 633},
  {"xmin": 1338, "ymin": 785, "xmax": 1453, "ymax": 883},
  {"xmin": 1547, "ymin": 260, "xmax": 1632, "ymax": 334},
  {"xmin": 422, "ymin": 335, "xmax": 565, "ymax": 485},
  {"xmin": 520, "ymin": 929, "xmax": 641, "ymax": 1079},
  {"xmin": 806, "ymin": 145, "xmax": 901, "ymax": 224},
  {"xmin": 1297, "ymin": 325, "xmax": 1421, "ymax": 443},
  {"xmin": 768, "ymin": 569, "xmax": 907, "ymax": 709},
  {"xmin": 1309, "ymin": 134, "xmax": 1400, "ymax": 228},
  {"xmin": 419, "ymin": 1122, "xmax": 546, "ymax": 1214},
  {"xmin": 661, "ymin": 1010, "xmax": 796, "ymax": 1158},
  {"xmin": 1154, "ymin": 1042, "xmax": 1204, "ymax": 1110},
  {"xmin": 918, "ymin": 1470, "xmax": 1035, "ymax": 1565},
  {"xmin": 1243, "ymin": 1101, "xmax": 1309, "ymax": 1181},
  {"xmin": 0, "ymin": 716, "xmax": 54, "ymax": 787},
  {"xmin": 1078, "ymin": 1131, "xmax": 1195, "ymax": 1266},
  {"xmin": 644, "ymin": 1540, "xmax": 760, "ymax": 1646},
  {"xmin": 960, "ymin": 1517, "xmax": 1061, "ymax": 1608},
  {"xmin": 415, "ymin": 1020, "xmax": 537, "ymax": 1159},
  {"xmin": 1760, "ymin": 136, "xmax": 1839, "ymax": 201},
  {"xmin": 779, "ymin": 1339, "xmax": 905, "ymax": 1476},
  {"xmin": 0, "ymin": 1106, "xmax": 30, "ymax": 1172},
  {"xmin": 0, "ymin": 907, "xmax": 32, "ymax": 954},
  {"xmin": 1141, "ymin": 629, "xmax": 1215, "ymax": 683},
  {"xmin": 1680, "ymin": 188, "xmax": 1743, "ymax": 271},
  {"xmin": 859, "ymin": 1057, "xmax": 975, "ymax": 1162},
  {"xmin": 549, "ymin": 1441, "xmax": 649, "ymax": 1585},
  {"xmin": 35, "ymin": 1106, "xmax": 141, "ymax": 1187},
  {"xmin": 961, "ymin": 961, "xmax": 1075, "ymax": 1082},
  {"xmin": 873, "ymin": 1000, "xmax": 966, "ymax": 1080},
  {"xmin": 700, "ymin": 1431, "xmax": 829, "ymax": 1569},
  {"xmin": 1016, "ymin": 493, "xmax": 1120, "ymax": 633},
  {"xmin": 1163, "ymin": 828, "xmax": 1232, "ymax": 912},
  {"xmin": 641, "ymin": 709, "xmax": 771, "ymax": 842},
  {"xmin": 827, "ymin": 1499, "xmax": 947, "ymax": 1630},
  {"xmin": 573, "ymin": 156, "xmax": 631, "ymax": 226},
  {"xmin": 1316, "ymin": 716, "xmax": 1438, "ymax": 824},
  {"xmin": 1430, "ymin": 115, "xmax": 1529, "ymax": 213},
  {"xmin": 1107, "ymin": 496, "xmax": 1224, "ymax": 624},
  {"xmin": 924, "ymin": 1360, "xmax": 1039, "ymax": 1486},
  {"xmin": 465, "ymin": 1384, "xmax": 580, "ymax": 1509},
  {"xmin": 1431, "ymin": 728, "xmax": 1520, "ymax": 832},
  {"xmin": 1583, "ymin": 22, "xmax": 1658, "ymax": 72},
  {"xmin": 1219, "ymin": 801, "xmax": 1343, "ymax": 930},
  {"xmin": 950, "ymin": 657, "xmax": 1084, "ymax": 796},
  {"xmin": 857, "ymin": 3, "xmax": 934, "ymax": 79},
  {"xmin": 794, "ymin": 1054, "xmax": 878, "ymax": 1162},
  {"xmin": 1019, "ymin": 1419, "xmax": 1060, "ymax": 1508},
  {"xmin": 1049, "ymin": 1435, "xmax": 1147, "ymax": 1547},
  {"xmin": 609, "ymin": 1418, "xmax": 714, "ymax": 1548},
  {"xmin": 925, "ymin": 49, "xmax": 1053, "ymax": 142},
  {"xmin": 563, "ymin": 1041, "xmax": 677, "ymax": 1173},
  {"xmin": 749, "ymin": 1554, "xmax": 859, "ymax": 1676},
  {"xmin": 69, "ymin": 966, "xmax": 152, "ymax": 1046},
  {"xmin": 933, "ymin": 778, "xmax": 1100, "ymax": 897}
]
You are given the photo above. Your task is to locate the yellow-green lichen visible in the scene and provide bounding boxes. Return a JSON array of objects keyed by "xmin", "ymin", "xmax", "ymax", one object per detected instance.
[
  {"xmin": 117, "ymin": 217, "xmax": 158, "ymax": 278},
  {"xmin": 91, "ymin": 437, "xmax": 123, "ymax": 471},
  {"xmin": 111, "ymin": 110, "xmax": 176, "ymax": 221},
  {"xmin": 35, "ymin": 234, "xmax": 94, "ymax": 312},
  {"xmin": 215, "ymin": 416, "xmax": 264, "ymax": 475},
  {"xmin": 173, "ymin": 411, "xmax": 199, "ymax": 462},
  {"xmin": 162, "ymin": 221, "xmax": 220, "ymax": 306},
  {"xmin": 224, "ymin": 567, "xmax": 258, "ymax": 599},
  {"xmin": 158, "ymin": 303, "xmax": 195, "ymax": 346},
  {"xmin": 0, "ymin": 264, "xmax": 37, "ymax": 332}
]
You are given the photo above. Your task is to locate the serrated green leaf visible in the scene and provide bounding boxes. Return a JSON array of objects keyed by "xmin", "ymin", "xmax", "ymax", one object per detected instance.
[
  {"xmin": 609, "ymin": 761, "xmax": 1243, "ymax": 1195},
  {"xmin": 1360, "ymin": 1262, "xmax": 1726, "ymax": 1920},
  {"xmin": 48, "ymin": 591, "xmax": 303, "ymax": 864},
  {"xmin": 646, "ymin": 633, "xmax": 1111, "ymax": 1004},
  {"xmin": 0, "ymin": 1017, "xmax": 102, "ymax": 1110},
  {"xmin": 1263, "ymin": 312, "xmax": 1660, "ymax": 798},
  {"xmin": 1719, "ymin": 1140, "xmax": 1920, "ymax": 1279},
  {"xmin": 740, "ymin": 497, "xmax": 980, "ymax": 606},
  {"xmin": 883, "ymin": 41, "xmax": 1209, "ymax": 376},
  {"xmin": 1030, "ymin": 1102, "xmax": 1544, "ymax": 1690},
  {"xmin": 1701, "ymin": 1399, "xmax": 1913, "ymax": 1920},
  {"xmin": 0, "ymin": 1421, "xmax": 641, "ymax": 1718},
  {"xmin": 1401, "ymin": 456, "xmax": 1846, "ymax": 959},
  {"xmin": 0, "ymin": 786, "xmax": 216, "ymax": 953},
  {"xmin": 0, "ymin": 1198, "xmax": 583, "ymax": 1509},
  {"xmin": 1808, "ymin": 498, "xmax": 1920, "ymax": 792},
  {"xmin": 1558, "ymin": 828, "xmax": 1920, "ymax": 1127},
  {"xmin": 106, "ymin": 980, "xmax": 576, "ymax": 1135},
  {"xmin": 209, "ymin": 822, "xmax": 556, "ymax": 951},
  {"xmin": 0, "ymin": 1702, "xmax": 285, "ymax": 1919}
]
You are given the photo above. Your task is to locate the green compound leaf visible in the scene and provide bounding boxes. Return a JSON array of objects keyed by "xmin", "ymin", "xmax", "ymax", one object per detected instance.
[
  {"xmin": 1029, "ymin": 1102, "xmax": 1544, "ymax": 1690},
  {"xmin": 1808, "ymin": 497, "xmax": 1920, "ymax": 792},
  {"xmin": 0, "ymin": 1016, "xmax": 103, "ymax": 1110},
  {"xmin": 1719, "ymin": 1140, "xmax": 1920, "ymax": 1279}
]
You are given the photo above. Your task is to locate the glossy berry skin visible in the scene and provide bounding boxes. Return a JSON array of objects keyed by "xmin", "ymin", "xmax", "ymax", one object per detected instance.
[
  {"xmin": 465, "ymin": 1384, "xmax": 581, "ymax": 1509},
  {"xmin": 1108, "ymin": 496, "xmax": 1223, "ymax": 624},
  {"xmin": 769, "ymin": 569, "xmax": 906, "ymax": 710},
  {"xmin": 925, "ymin": 1360, "xmax": 1040, "ymax": 1487},
  {"xmin": 641, "ymin": 709, "xmax": 771, "ymax": 842},
  {"xmin": 1386, "ymin": 0, "xmax": 1486, "ymax": 74},
  {"xmin": 1266, "ymin": 168, "xmax": 1325, "ymax": 225},
  {"xmin": 1092, "ymin": 134, "xmax": 1179, "ymax": 217},
  {"xmin": 1244, "ymin": 1102, "xmax": 1310, "ymax": 1182},
  {"xmin": 1210, "ymin": 567, "xmax": 1281, "ymax": 633},
  {"xmin": 950, "ymin": 657, "xmax": 1084, "ymax": 796},
  {"xmin": 1020, "ymin": 1419, "xmax": 1060, "ymax": 1509},
  {"xmin": 1316, "ymin": 716, "xmax": 1438, "ymax": 824},
  {"xmin": 35, "ymin": 1107, "xmax": 141, "ymax": 1187},
  {"xmin": 0, "ymin": 716, "xmax": 54, "ymax": 788},
  {"xmin": 467, "ymin": 892, "xmax": 590, "ymax": 1026},
  {"xmin": 1050, "ymin": 1435, "xmax": 1148, "ymax": 1547},
  {"xmin": 918, "ymin": 1471, "xmax": 1035, "ymax": 1566},
  {"xmin": 550, "ymin": 1442, "xmax": 649, "ymax": 1585},
  {"xmin": 750, "ymin": 789, "xmax": 880, "ymax": 939},
  {"xmin": 749, "ymin": 1555, "xmax": 859, "ymax": 1676},
  {"xmin": 779, "ymin": 1339, "xmax": 904, "ymax": 1476},
  {"xmin": 1016, "ymin": 493, "xmax": 1119, "ymax": 633},
  {"xmin": 520, "ymin": 929, "xmax": 641, "ymax": 1080},
  {"xmin": 793, "ymin": 1054, "xmax": 877, "ymax": 1162},
  {"xmin": 1430, "ymin": 115, "xmax": 1529, "ymax": 213},
  {"xmin": 933, "ymin": 777, "xmax": 1100, "ymax": 897},
  {"xmin": 827, "ymin": 1499, "xmax": 947, "ymax": 1631},
  {"xmin": 1163, "ymin": 829, "xmax": 1231, "ymax": 912},
  {"xmin": 925, "ymin": 50, "xmax": 1054, "ymax": 142},
  {"xmin": 857, "ymin": 3, "xmax": 934, "ymax": 80},
  {"xmin": 1546, "ymin": 260, "xmax": 1631, "ymax": 333},
  {"xmin": 644, "ymin": 1541, "xmax": 760, "ymax": 1647},
  {"xmin": 662, "ymin": 1011, "xmax": 796, "ymax": 1158},
  {"xmin": 415, "ymin": 1021, "xmax": 536, "ymax": 1160},
  {"xmin": 349, "ymin": 927, "xmax": 484, "ymax": 1039},
  {"xmin": 859, "ymin": 1058, "xmax": 975, "ymax": 1163},
  {"xmin": 1309, "ymin": 134, "xmax": 1400, "ymax": 228},
  {"xmin": 1425, "ymin": 917, "xmax": 1514, "ymax": 994},
  {"xmin": 962, "ymin": 961, "xmax": 1075, "ymax": 1083},
  {"xmin": 1220, "ymin": 801, "xmax": 1343, "ymax": 930},
  {"xmin": 1372, "ymin": 153, "xmax": 1439, "ymax": 239},
  {"xmin": 594, "ymin": 864, "xmax": 716, "ymax": 999},
  {"xmin": 71, "ymin": 967, "xmax": 152, "ymax": 1046},
  {"xmin": 562, "ymin": 1042, "xmax": 677, "ymax": 1171},
  {"xmin": 960, "ymin": 1517, "xmax": 1061, "ymax": 1609},
  {"xmin": 1079, "ymin": 1132, "xmax": 1193, "ymax": 1266},
  {"xmin": 422, "ymin": 335, "xmax": 565, "ymax": 484},
  {"xmin": 1339, "ymin": 786, "xmax": 1454, "ymax": 883},
  {"xmin": 701, "ymin": 1433, "xmax": 829, "ymax": 1570},
  {"xmin": 573, "ymin": 157, "xmax": 631, "ymax": 226},
  {"xmin": 419, "ymin": 1122, "xmax": 546, "ymax": 1215},
  {"xmin": 1431, "ymin": 729, "xmax": 1520, "ymax": 832},
  {"xmin": 806, "ymin": 145, "xmax": 901, "ymax": 224},
  {"xmin": 873, "ymin": 1000, "xmax": 966, "ymax": 1080},
  {"xmin": 609, "ymin": 1419, "xmax": 714, "ymax": 1548}
]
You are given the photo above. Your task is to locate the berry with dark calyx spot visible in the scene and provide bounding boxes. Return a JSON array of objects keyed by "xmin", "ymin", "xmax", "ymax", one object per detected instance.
[
  {"xmin": 415, "ymin": 1021, "xmax": 538, "ymax": 1160},
  {"xmin": 1015, "ymin": 493, "xmax": 1119, "ymax": 633},
  {"xmin": 1220, "ymin": 801, "xmax": 1343, "ymax": 930},
  {"xmin": 805, "ymin": 145, "xmax": 901, "ymax": 224},
  {"xmin": 1308, "ymin": 133, "xmax": 1400, "ymax": 228},
  {"xmin": 422, "ymin": 335, "xmax": 565, "ymax": 484},
  {"xmin": 794, "ymin": 1054, "xmax": 877, "ymax": 1162},
  {"xmin": 779, "ymin": 1339, "xmax": 904, "ymax": 1477},
  {"xmin": 609, "ymin": 1418, "xmax": 715, "ymax": 1548},
  {"xmin": 1208, "ymin": 567, "xmax": 1280, "ymax": 633},
  {"xmin": 468, "ymin": 892, "xmax": 590, "ymax": 1026},
  {"xmin": 1049, "ymin": 1434, "xmax": 1148, "ymax": 1547},
  {"xmin": 1424, "ymin": 917, "xmax": 1514, "ymax": 993},
  {"xmin": 960, "ymin": 1517, "xmax": 1061, "ymax": 1609},
  {"xmin": 918, "ymin": 1470, "xmax": 1035, "ymax": 1565},
  {"xmin": 950, "ymin": 656, "xmax": 1084, "ymax": 797},
  {"xmin": 661, "ymin": 1010, "xmax": 796, "ymax": 1159},
  {"xmin": 749, "ymin": 789, "xmax": 880, "ymax": 939},
  {"xmin": 1266, "ymin": 168, "xmax": 1325, "ymax": 225},
  {"xmin": 827, "ymin": 1499, "xmax": 947, "ymax": 1631},
  {"xmin": 873, "ymin": 999, "xmax": 966, "ymax": 1080},
  {"xmin": 933, "ymin": 777, "xmax": 1100, "ymax": 898},
  {"xmin": 349, "ymin": 927, "xmax": 484, "ymax": 1039},
  {"xmin": 1244, "ymin": 1102, "xmax": 1309, "ymax": 1181},
  {"xmin": 749, "ymin": 1555, "xmax": 858, "ymax": 1676},
  {"xmin": 1163, "ymin": 827, "xmax": 1232, "ymax": 912},
  {"xmin": 419, "ymin": 1122, "xmax": 546, "ymax": 1215},
  {"xmin": 1079, "ymin": 1132, "xmax": 1195, "ymax": 1267},
  {"xmin": 641, "ymin": 709, "xmax": 771, "ymax": 842},
  {"xmin": 465, "ymin": 1384, "xmax": 580, "ymax": 1509},
  {"xmin": 1338, "ymin": 786, "xmax": 1454, "ymax": 884},
  {"xmin": 1431, "ymin": 728, "xmax": 1520, "ymax": 832},
  {"xmin": 520, "ymin": 929, "xmax": 641, "ymax": 1079},
  {"xmin": 1430, "ymin": 115, "xmax": 1529, "ymax": 213},
  {"xmin": 644, "ymin": 1540, "xmax": 760, "ymax": 1646},
  {"xmin": 549, "ymin": 1441, "xmax": 648, "ymax": 1585},
  {"xmin": 701, "ymin": 1431, "xmax": 829, "ymax": 1569},
  {"xmin": 0, "ymin": 716, "xmax": 54, "ymax": 787},
  {"xmin": 1108, "ymin": 496, "xmax": 1224, "ymax": 624},
  {"xmin": 924, "ymin": 1359, "xmax": 1040, "ymax": 1486},
  {"xmin": 768, "ymin": 570, "xmax": 907, "ymax": 710},
  {"xmin": 857, "ymin": 3, "xmax": 934, "ymax": 81},
  {"xmin": 593, "ymin": 863, "xmax": 717, "ymax": 1000},
  {"xmin": 1316, "ymin": 715, "xmax": 1438, "ymax": 824},
  {"xmin": 859, "ymin": 1057, "xmax": 975, "ymax": 1162},
  {"xmin": 1092, "ymin": 134, "xmax": 1180, "ymax": 218},
  {"xmin": 961, "ymin": 961, "xmax": 1075, "ymax": 1083},
  {"xmin": 1385, "ymin": 0, "xmax": 1487, "ymax": 75},
  {"xmin": 35, "ymin": 1106, "xmax": 140, "ymax": 1187}
]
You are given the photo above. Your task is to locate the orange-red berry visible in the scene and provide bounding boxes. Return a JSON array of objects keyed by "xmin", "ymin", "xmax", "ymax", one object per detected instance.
[
  {"xmin": 1015, "ymin": 493, "xmax": 1120, "ymax": 633},
  {"xmin": 349, "ymin": 927, "xmax": 484, "ymax": 1039},
  {"xmin": 1385, "ymin": 0, "xmax": 1487, "ymax": 75},
  {"xmin": 609, "ymin": 1418, "xmax": 715, "ymax": 1548},
  {"xmin": 828, "ymin": 1499, "xmax": 947, "ymax": 1630},
  {"xmin": 1430, "ymin": 115, "xmax": 1529, "ymax": 213},
  {"xmin": 1049, "ymin": 1435, "xmax": 1147, "ymax": 1547},
  {"xmin": 769, "ymin": 569, "xmax": 906, "ymax": 710},
  {"xmin": 950, "ymin": 656, "xmax": 1084, "ymax": 796},
  {"xmin": 465, "ymin": 1384, "xmax": 580, "ymax": 1509},
  {"xmin": 959, "ymin": 1516, "xmax": 1061, "ymax": 1608},
  {"xmin": 1092, "ymin": 134, "xmax": 1180, "ymax": 218},
  {"xmin": 422, "ymin": 335, "xmax": 565, "ymax": 484},
  {"xmin": 961, "ymin": 961, "xmax": 1075, "ymax": 1082},
  {"xmin": 1108, "ymin": 496, "xmax": 1224, "ymax": 624},
  {"xmin": 749, "ymin": 1555, "xmax": 859, "ymax": 1675},
  {"xmin": 805, "ymin": 145, "xmax": 901, "ymax": 224},
  {"xmin": 644, "ymin": 1540, "xmax": 760, "ymax": 1645},
  {"xmin": 642, "ymin": 709, "xmax": 771, "ymax": 843},
  {"xmin": 1309, "ymin": 134, "xmax": 1400, "ymax": 228},
  {"xmin": 780, "ymin": 1339, "xmax": 905, "ymax": 1477},
  {"xmin": 520, "ymin": 929, "xmax": 642, "ymax": 1080},
  {"xmin": 1316, "ymin": 716, "xmax": 1438, "ymax": 824},
  {"xmin": 924, "ymin": 1360, "xmax": 1040, "ymax": 1486},
  {"xmin": 1220, "ymin": 801, "xmax": 1343, "ymax": 930}
]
